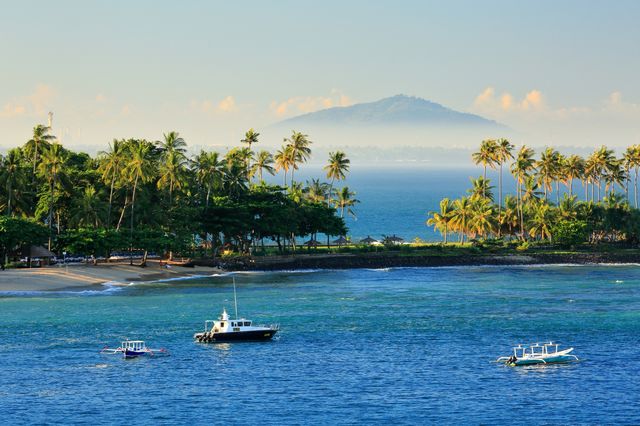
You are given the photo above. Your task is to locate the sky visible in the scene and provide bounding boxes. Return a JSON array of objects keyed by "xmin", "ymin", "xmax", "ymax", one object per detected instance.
[{"xmin": 1, "ymin": 0, "xmax": 640, "ymax": 155}]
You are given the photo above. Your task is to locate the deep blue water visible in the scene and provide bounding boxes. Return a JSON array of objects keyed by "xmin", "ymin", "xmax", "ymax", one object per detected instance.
[{"xmin": 2, "ymin": 265, "xmax": 640, "ymax": 424}]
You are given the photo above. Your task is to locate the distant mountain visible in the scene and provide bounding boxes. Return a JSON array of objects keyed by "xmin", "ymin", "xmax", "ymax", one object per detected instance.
[{"xmin": 275, "ymin": 94, "xmax": 506, "ymax": 128}]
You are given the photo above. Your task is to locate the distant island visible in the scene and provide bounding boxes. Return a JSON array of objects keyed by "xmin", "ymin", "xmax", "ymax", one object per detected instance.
[{"xmin": 276, "ymin": 94, "xmax": 506, "ymax": 128}]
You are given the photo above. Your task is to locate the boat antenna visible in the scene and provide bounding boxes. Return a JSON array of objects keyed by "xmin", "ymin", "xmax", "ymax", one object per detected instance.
[{"xmin": 233, "ymin": 276, "xmax": 238, "ymax": 320}]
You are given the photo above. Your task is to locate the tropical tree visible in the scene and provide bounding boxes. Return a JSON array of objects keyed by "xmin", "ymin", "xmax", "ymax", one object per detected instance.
[
  {"xmin": 494, "ymin": 138, "xmax": 514, "ymax": 236},
  {"xmin": 528, "ymin": 201, "xmax": 553, "ymax": 241},
  {"xmin": 562, "ymin": 154, "xmax": 585, "ymax": 197},
  {"xmin": 468, "ymin": 176, "xmax": 494, "ymax": 202},
  {"xmin": 324, "ymin": 151, "xmax": 350, "ymax": 205},
  {"xmin": 241, "ymin": 128, "xmax": 260, "ymax": 151},
  {"xmin": 274, "ymin": 145, "xmax": 293, "ymax": 187},
  {"xmin": 124, "ymin": 140, "xmax": 156, "ymax": 260},
  {"xmin": 449, "ymin": 197, "xmax": 473, "ymax": 242},
  {"xmin": 193, "ymin": 150, "xmax": 224, "ymax": 208},
  {"xmin": 510, "ymin": 146, "xmax": 536, "ymax": 238},
  {"xmin": 157, "ymin": 149, "xmax": 188, "ymax": 205},
  {"xmin": 24, "ymin": 124, "xmax": 55, "ymax": 174},
  {"xmin": 70, "ymin": 187, "xmax": 106, "ymax": 228},
  {"xmin": 37, "ymin": 143, "xmax": 68, "ymax": 250},
  {"xmin": 0, "ymin": 149, "xmax": 28, "ymax": 216},
  {"xmin": 472, "ymin": 139, "xmax": 497, "ymax": 198},
  {"xmin": 98, "ymin": 139, "xmax": 126, "ymax": 227},
  {"xmin": 283, "ymin": 131, "xmax": 312, "ymax": 186},
  {"xmin": 305, "ymin": 179, "xmax": 329, "ymax": 204},
  {"xmin": 427, "ymin": 198, "xmax": 453, "ymax": 243},
  {"xmin": 250, "ymin": 150, "xmax": 275, "ymax": 182},
  {"xmin": 536, "ymin": 148, "xmax": 561, "ymax": 201},
  {"xmin": 334, "ymin": 187, "xmax": 359, "ymax": 218}
]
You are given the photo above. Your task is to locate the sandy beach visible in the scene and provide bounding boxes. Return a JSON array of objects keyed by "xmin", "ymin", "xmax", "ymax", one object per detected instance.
[{"xmin": 0, "ymin": 261, "xmax": 222, "ymax": 292}]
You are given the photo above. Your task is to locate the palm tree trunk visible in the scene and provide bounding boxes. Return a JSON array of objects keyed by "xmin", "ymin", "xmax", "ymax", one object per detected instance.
[
  {"xmin": 635, "ymin": 167, "xmax": 638, "ymax": 208},
  {"xmin": 48, "ymin": 179, "xmax": 54, "ymax": 251},
  {"xmin": 205, "ymin": 186, "xmax": 211, "ymax": 209},
  {"xmin": 569, "ymin": 177, "xmax": 573, "ymax": 197},
  {"xmin": 483, "ymin": 165, "xmax": 487, "ymax": 198},
  {"xmin": 107, "ymin": 173, "xmax": 116, "ymax": 228},
  {"xmin": 498, "ymin": 162, "xmax": 502, "ymax": 237},
  {"xmin": 129, "ymin": 175, "xmax": 139, "ymax": 265},
  {"xmin": 7, "ymin": 181, "xmax": 12, "ymax": 216},
  {"xmin": 328, "ymin": 177, "xmax": 335, "ymax": 207}
]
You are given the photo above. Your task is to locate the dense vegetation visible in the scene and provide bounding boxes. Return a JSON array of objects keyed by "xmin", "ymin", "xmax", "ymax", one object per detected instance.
[
  {"xmin": 0, "ymin": 125, "xmax": 357, "ymax": 264},
  {"xmin": 427, "ymin": 139, "xmax": 640, "ymax": 248}
]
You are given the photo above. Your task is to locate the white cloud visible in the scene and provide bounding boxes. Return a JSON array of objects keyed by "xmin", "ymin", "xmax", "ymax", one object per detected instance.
[
  {"xmin": 0, "ymin": 84, "xmax": 55, "ymax": 118},
  {"xmin": 191, "ymin": 95, "xmax": 238, "ymax": 114},
  {"xmin": 473, "ymin": 86, "xmax": 545, "ymax": 113},
  {"xmin": 217, "ymin": 95, "xmax": 237, "ymax": 112},
  {"xmin": 270, "ymin": 90, "xmax": 353, "ymax": 117}
]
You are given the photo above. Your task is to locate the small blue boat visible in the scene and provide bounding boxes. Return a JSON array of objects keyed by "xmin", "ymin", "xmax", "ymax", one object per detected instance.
[
  {"xmin": 101, "ymin": 340, "xmax": 169, "ymax": 359},
  {"xmin": 496, "ymin": 342, "xmax": 579, "ymax": 366}
]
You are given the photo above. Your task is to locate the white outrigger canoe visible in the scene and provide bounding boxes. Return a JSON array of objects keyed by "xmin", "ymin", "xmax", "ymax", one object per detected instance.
[
  {"xmin": 101, "ymin": 340, "xmax": 169, "ymax": 359},
  {"xmin": 496, "ymin": 342, "xmax": 579, "ymax": 366}
]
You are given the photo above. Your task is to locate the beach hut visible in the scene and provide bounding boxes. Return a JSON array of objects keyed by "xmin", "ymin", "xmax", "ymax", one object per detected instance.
[
  {"xmin": 383, "ymin": 234, "xmax": 405, "ymax": 245},
  {"xmin": 303, "ymin": 238, "xmax": 320, "ymax": 248},
  {"xmin": 332, "ymin": 236, "xmax": 349, "ymax": 246},
  {"xmin": 360, "ymin": 236, "xmax": 378, "ymax": 245},
  {"xmin": 27, "ymin": 245, "xmax": 56, "ymax": 266}
]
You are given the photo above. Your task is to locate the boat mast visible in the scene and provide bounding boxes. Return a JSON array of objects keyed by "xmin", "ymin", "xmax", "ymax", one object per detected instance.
[{"xmin": 233, "ymin": 276, "xmax": 238, "ymax": 320}]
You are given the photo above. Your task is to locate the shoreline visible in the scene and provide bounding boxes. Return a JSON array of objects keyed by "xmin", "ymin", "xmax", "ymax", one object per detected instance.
[
  {"xmin": 0, "ymin": 261, "xmax": 222, "ymax": 292},
  {"xmin": 208, "ymin": 251, "xmax": 640, "ymax": 271}
]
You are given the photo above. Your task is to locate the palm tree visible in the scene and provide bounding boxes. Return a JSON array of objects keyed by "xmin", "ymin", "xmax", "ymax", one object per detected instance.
[
  {"xmin": 70, "ymin": 187, "xmax": 106, "ymax": 228},
  {"xmin": 334, "ymin": 187, "xmax": 359, "ymax": 218},
  {"xmin": 471, "ymin": 139, "xmax": 497, "ymax": 198},
  {"xmin": 283, "ymin": 131, "xmax": 312, "ymax": 186},
  {"xmin": 274, "ymin": 145, "xmax": 293, "ymax": 187},
  {"xmin": 427, "ymin": 198, "xmax": 453, "ymax": 243},
  {"xmin": 324, "ymin": 151, "xmax": 350, "ymax": 205},
  {"xmin": 469, "ymin": 198, "xmax": 496, "ymax": 239},
  {"xmin": 468, "ymin": 176, "xmax": 494, "ymax": 201},
  {"xmin": 158, "ymin": 131, "xmax": 187, "ymax": 156},
  {"xmin": 250, "ymin": 150, "xmax": 275, "ymax": 182},
  {"xmin": 510, "ymin": 146, "xmax": 536, "ymax": 238},
  {"xmin": 223, "ymin": 161, "xmax": 249, "ymax": 199},
  {"xmin": 193, "ymin": 150, "xmax": 224, "ymax": 208},
  {"xmin": 500, "ymin": 195, "xmax": 519, "ymax": 237},
  {"xmin": 604, "ymin": 159, "xmax": 626, "ymax": 197},
  {"xmin": 157, "ymin": 150, "xmax": 188, "ymax": 205},
  {"xmin": 305, "ymin": 179, "xmax": 329, "ymax": 204},
  {"xmin": 535, "ymin": 148, "xmax": 561, "ymax": 201},
  {"xmin": 528, "ymin": 201, "xmax": 553, "ymax": 241},
  {"xmin": 124, "ymin": 140, "xmax": 155, "ymax": 262},
  {"xmin": 98, "ymin": 139, "xmax": 126, "ymax": 228},
  {"xmin": 562, "ymin": 155, "xmax": 585, "ymax": 197},
  {"xmin": 0, "ymin": 148, "xmax": 28, "ymax": 216},
  {"xmin": 25, "ymin": 124, "xmax": 55, "ymax": 175},
  {"xmin": 449, "ymin": 197, "xmax": 473, "ymax": 242},
  {"xmin": 494, "ymin": 138, "xmax": 514, "ymax": 235},
  {"xmin": 241, "ymin": 128, "xmax": 260, "ymax": 151},
  {"xmin": 37, "ymin": 143, "xmax": 68, "ymax": 250}
]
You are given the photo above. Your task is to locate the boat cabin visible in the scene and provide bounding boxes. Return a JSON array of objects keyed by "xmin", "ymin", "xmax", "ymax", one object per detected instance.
[
  {"xmin": 203, "ymin": 308, "xmax": 259, "ymax": 334},
  {"xmin": 122, "ymin": 340, "xmax": 146, "ymax": 351}
]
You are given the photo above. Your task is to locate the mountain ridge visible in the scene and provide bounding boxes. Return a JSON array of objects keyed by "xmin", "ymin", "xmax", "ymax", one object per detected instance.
[{"xmin": 275, "ymin": 94, "xmax": 506, "ymax": 128}]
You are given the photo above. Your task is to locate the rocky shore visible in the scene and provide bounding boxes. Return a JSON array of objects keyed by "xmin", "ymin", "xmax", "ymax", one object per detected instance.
[{"xmin": 191, "ymin": 251, "xmax": 640, "ymax": 271}]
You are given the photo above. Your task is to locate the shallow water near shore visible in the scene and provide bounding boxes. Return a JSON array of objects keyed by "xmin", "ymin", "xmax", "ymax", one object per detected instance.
[{"xmin": 2, "ymin": 265, "xmax": 640, "ymax": 424}]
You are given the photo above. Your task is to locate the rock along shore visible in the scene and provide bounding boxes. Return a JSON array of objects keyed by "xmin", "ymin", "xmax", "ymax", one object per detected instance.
[{"xmin": 190, "ymin": 251, "xmax": 640, "ymax": 272}]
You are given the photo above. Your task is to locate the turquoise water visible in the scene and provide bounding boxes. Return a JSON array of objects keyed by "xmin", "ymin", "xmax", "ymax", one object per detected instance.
[{"xmin": 2, "ymin": 265, "xmax": 640, "ymax": 424}]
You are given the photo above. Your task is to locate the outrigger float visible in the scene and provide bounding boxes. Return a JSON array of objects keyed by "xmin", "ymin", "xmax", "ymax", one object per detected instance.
[
  {"xmin": 101, "ymin": 340, "xmax": 169, "ymax": 359},
  {"xmin": 496, "ymin": 342, "xmax": 579, "ymax": 366},
  {"xmin": 194, "ymin": 278, "xmax": 279, "ymax": 343}
]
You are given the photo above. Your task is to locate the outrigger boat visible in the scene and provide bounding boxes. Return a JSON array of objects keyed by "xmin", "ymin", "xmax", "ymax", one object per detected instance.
[
  {"xmin": 101, "ymin": 340, "xmax": 169, "ymax": 359},
  {"xmin": 194, "ymin": 278, "xmax": 279, "ymax": 343},
  {"xmin": 496, "ymin": 342, "xmax": 579, "ymax": 366}
]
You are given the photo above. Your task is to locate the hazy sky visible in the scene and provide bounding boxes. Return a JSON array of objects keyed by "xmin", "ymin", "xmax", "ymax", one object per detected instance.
[{"xmin": 1, "ymin": 0, "xmax": 640, "ymax": 152}]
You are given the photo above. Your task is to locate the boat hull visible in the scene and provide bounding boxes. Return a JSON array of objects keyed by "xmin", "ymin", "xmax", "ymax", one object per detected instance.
[
  {"xmin": 512, "ymin": 355, "xmax": 576, "ymax": 366},
  {"xmin": 195, "ymin": 329, "xmax": 277, "ymax": 343}
]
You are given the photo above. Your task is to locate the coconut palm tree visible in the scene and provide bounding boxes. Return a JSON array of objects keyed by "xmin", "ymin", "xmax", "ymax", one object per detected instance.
[
  {"xmin": 562, "ymin": 154, "xmax": 585, "ymax": 197},
  {"xmin": 70, "ymin": 187, "xmax": 106, "ymax": 228},
  {"xmin": 98, "ymin": 139, "xmax": 126, "ymax": 228},
  {"xmin": 334, "ymin": 187, "xmax": 359, "ymax": 218},
  {"xmin": 449, "ymin": 197, "xmax": 473, "ymax": 242},
  {"xmin": 604, "ymin": 158, "xmax": 626, "ymax": 197},
  {"xmin": 241, "ymin": 128, "xmax": 260, "ymax": 151},
  {"xmin": 305, "ymin": 179, "xmax": 329, "ymax": 204},
  {"xmin": 157, "ymin": 150, "xmax": 188, "ymax": 206},
  {"xmin": 468, "ymin": 176, "xmax": 494, "ymax": 201},
  {"xmin": 427, "ymin": 198, "xmax": 453, "ymax": 243},
  {"xmin": 510, "ymin": 146, "xmax": 536, "ymax": 237},
  {"xmin": 25, "ymin": 124, "xmax": 55, "ymax": 175},
  {"xmin": 223, "ymin": 161, "xmax": 249, "ymax": 199},
  {"xmin": 471, "ymin": 139, "xmax": 497, "ymax": 198},
  {"xmin": 274, "ymin": 145, "xmax": 293, "ymax": 187},
  {"xmin": 499, "ymin": 195, "xmax": 519, "ymax": 237},
  {"xmin": 193, "ymin": 150, "xmax": 224, "ymax": 208},
  {"xmin": 250, "ymin": 150, "xmax": 275, "ymax": 182},
  {"xmin": 494, "ymin": 138, "xmax": 514, "ymax": 213},
  {"xmin": 124, "ymin": 140, "xmax": 156, "ymax": 261},
  {"xmin": 528, "ymin": 201, "xmax": 553, "ymax": 241},
  {"xmin": 469, "ymin": 198, "xmax": 496, "ymax": 239},
  {"xmin": 0, "ymin": 148, "xmax": 28, "ymax": 216},
  {"xmin": 158, "ymin": 131, "xmax": 187, "ymax": 156},
  {"xmin": 535, "ymin": 148, "xmax": 561, "ymax": 201},
  {"xmin": 37, "ymin": 143, "xmax": 68, "ymax": 250},
  {"xmin": 283, "ymin": 131, "xmax": 312, "ymax": 186},
  {"xmin": 324, "ymin": 151, "xmax": 350, "ymax": 205}
]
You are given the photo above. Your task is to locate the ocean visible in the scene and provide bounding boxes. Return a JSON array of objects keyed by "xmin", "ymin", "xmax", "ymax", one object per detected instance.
[{"xmin": 2, "ymin": 265, "xmax": 640, "ymax": 424}]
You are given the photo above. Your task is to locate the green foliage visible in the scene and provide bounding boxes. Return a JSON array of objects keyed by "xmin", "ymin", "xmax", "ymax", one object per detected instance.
[
  {"xmin": 0, "ymin": 217, "xmax": 48, "ymax": 263},
  {"xmin": 551, "ymin": 220, "xmax": 588, "ymax": 248}
]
